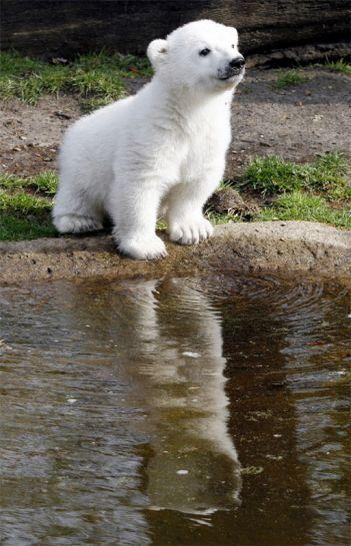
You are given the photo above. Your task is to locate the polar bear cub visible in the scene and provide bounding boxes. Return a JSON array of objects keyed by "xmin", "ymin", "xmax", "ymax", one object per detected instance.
[{"xmin": 53, "ymin": 19, "xmax": 245, "ymax": 259}]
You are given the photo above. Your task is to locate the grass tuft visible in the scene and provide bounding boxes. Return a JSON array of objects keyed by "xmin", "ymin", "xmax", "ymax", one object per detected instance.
[
  {"xmin": 325, "ymin": 60, "xmax": 351, "ymax": 75},
  {"xmin": 0, "ymin": 215, "xmax": 56, "ymax": 241},
  {"xmin": 274, "ymin": 70, "xmax": 307, "ymax": 89},
  {"xmin": 79, "ymin": 97, "xmax": 113, "ymax": 114},
  {"xmin": 0, "ymin": 147, "xmax": 350, "ymax": 239},
  {"xmin": 0, "ymin": 50, "xmax": 152, "ymax": 105},
  {"xmin": 0, "ymin": 188, "xmax": 55, "ymax": 240},
  {"xmin": 0, "ymin": 171, "xmax": 58, "ymax": 195},
  {"xmin": 205, "ymin": 209, "xmax": 241, "ymax": 225},
  {"xmin": 241, "ymin": 152, "xmax": 350, "ymax": 198},
  {"xmin": 0, "ymin": 172, "xmax": 58, "ymax": 240},
  {"xmin": 0, "ymin": 191, "xmax": 51, "ymax": 213},
  {"xmin": 258, "ymin": 191, "xmax": 351, "ymax": 229}
]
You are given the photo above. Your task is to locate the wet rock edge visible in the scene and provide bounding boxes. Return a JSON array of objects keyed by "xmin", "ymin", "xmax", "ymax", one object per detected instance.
[{"xmin": 0, "ymin": 221, "xmax": 350, "ymax": 287}]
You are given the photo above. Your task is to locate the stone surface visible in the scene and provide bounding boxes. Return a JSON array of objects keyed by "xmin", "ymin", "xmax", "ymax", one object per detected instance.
[
  {"xmin": 0, "ymin": 222, "xmax": 350, "ymax": 286},
  {"xmin": 208, "ymin": 188, "xmax": 260, "ymax": 217}
]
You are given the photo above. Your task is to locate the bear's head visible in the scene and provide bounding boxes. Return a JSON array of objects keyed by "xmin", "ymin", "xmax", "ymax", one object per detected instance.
[{"xmin": 147, "ymin": 20, "xmax": 245, "ymax": 93}]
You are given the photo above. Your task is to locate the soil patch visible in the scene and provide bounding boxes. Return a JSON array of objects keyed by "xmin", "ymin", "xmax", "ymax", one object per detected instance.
[
  {"xmin": 1, "ymin": 67, "xmax": 350, "ymax": 178},
  {"xmin": 226, "ymin": 67, "xmax": 351, "ymax": 178},
  {"xmin": 0, "ymin": 96, "xmax": 80, "ymax": 176}
]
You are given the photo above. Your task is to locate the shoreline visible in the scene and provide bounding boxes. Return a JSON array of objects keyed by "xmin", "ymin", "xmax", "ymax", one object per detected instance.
[{"xmin": 1, "ymin": 221, "xmax": 350, "ymax": 286}]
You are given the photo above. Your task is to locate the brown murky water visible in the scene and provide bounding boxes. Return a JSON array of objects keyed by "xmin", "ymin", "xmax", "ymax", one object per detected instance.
[{"xmin": 0, "ymin": 275, "xmax": 350, "ymax": 546}]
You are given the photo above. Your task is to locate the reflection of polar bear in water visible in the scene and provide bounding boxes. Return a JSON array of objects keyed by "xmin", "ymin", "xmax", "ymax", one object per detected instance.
[
  {"xmin": 53, "ymin": 20, "xmax": 245, "ymax": 260},
  {"xmin": 120, "ymin": 279, "xmax": 242, "ymax": 515}
]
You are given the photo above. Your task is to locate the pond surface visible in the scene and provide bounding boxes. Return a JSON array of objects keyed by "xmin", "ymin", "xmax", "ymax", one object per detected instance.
[{"xmin": 0, "ymin": 275, "xmax": 350, "ymax": 546}]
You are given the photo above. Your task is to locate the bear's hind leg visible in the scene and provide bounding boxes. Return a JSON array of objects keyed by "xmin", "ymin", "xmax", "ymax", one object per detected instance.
[
  {"xmin": 53, "ymin": 213, "xmax": 103, "ymax": 234},
  {"xmin": 53, "ymin": 184, "xmax": 104, "ymax": 234}
]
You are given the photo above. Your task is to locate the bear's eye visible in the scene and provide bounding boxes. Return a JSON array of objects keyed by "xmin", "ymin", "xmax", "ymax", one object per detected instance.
[
  {"xmin": 231, "ymin": 44, "xmax": 235, "ymax": 48},
  {"xmin": 199, "ymin": 48, "xmax": 211, "ymax": 56}
]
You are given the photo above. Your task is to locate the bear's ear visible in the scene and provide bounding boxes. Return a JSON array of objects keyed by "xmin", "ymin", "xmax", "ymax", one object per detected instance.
[
  {"xmin": 147, "ymin": 39, "xmax": 168, "ymax": 68},
  {"xmin": 230, "ymin": 27, "xmax": 239, "ymax": 45}
]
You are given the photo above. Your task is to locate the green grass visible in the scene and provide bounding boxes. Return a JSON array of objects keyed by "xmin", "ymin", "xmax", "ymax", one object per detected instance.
[
  {"xmin": 0, "ymin": 172, "xmax": 58, "ymax": 240},
  {"xmin": 242, "ymin": 153, "xmax": 351, "ymax": 230},
  {"xmin": 240, "ymin": 152, "xmax": 350, "ymax": 199},
  {"xmin": 0, "ymin": 188, "xmax": 55, "ymax": 240},
  {"xmin": 0, "ymin": 171, "xmax": 58, "ymax": 195},
  {"xmin": 0, "ymin": 50, "xmax": 153, "ymax": 107},
  {"xmin": 257, "ymin": 191, "xmax": 351, "ymax": 229},
  {"xmin": 325, "ymin": 60, "xmax": 351, "ymax": 75},
  {"xmin": 79, "ymin": 97, "xmax": 113, "ymax": 113},
  {"xmin": 274, "ymin": 70, "xmax": 307, "ymax": 89},
  {"xmin": 206, "ymin": 209, "xmax": 242, "ymax": 225},
  {"xmin": 0, "ymin": 190, "xmax": 50, "ymax": 213},
  {"xmin": 0, "ymin": 215, "xmax": 56, "ymax": 241},
  {"xmin": 0, "ymin": 153, "xmax": 350, "ymax": 240}
]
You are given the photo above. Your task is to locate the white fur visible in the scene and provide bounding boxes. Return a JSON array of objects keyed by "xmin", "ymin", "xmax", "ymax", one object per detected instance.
[{"xmin": 53, "ymin": 19, "xmax": 244, "ymax": 259}]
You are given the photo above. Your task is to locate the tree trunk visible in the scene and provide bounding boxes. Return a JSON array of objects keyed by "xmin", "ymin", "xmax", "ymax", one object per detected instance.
[{"xmin": 2, "ymin": 0, "xmax": 351, "ymax": 58}]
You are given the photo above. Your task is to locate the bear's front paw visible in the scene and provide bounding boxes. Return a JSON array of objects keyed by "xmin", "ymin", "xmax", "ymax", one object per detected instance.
[
  {"xmin": 169, "ymin": 217, "xmax": 214, "ymax": 245},
  {"xmin": 118, "ymin": 235, "xmax": 168, "ymax": 260}
]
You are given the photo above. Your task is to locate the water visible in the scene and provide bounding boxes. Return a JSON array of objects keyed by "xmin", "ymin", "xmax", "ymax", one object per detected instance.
[{"xmin": 0, "ymin": 275, "xmax": 349, "ymax": 546}]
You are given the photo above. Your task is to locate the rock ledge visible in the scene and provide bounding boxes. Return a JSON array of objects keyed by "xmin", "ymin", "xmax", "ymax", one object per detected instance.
[{"xmin": 0, "ymin": 222, "xmax": 350, "ymax": 285}]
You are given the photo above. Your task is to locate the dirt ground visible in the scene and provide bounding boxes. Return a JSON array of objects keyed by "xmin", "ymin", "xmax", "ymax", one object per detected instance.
[{"xmin": 0, "ymin": 67, "xmax": 350, "ymax": 179}]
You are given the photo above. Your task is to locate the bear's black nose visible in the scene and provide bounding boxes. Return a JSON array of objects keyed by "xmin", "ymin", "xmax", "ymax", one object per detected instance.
[{"xmin": 229, "ymin": 56, "xmax": 245, "ymax": 69}]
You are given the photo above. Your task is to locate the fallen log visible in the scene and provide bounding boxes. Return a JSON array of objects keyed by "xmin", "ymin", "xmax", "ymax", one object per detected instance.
[{"xmin": 2, "ymin": 0, "xmax": 351, "ymax": 58}]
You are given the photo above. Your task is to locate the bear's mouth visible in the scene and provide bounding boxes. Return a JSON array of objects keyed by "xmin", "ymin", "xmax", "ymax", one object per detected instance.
[
  {"xmin": 218, "ymin": 75, "xmax": 235, "ymax": 81},
  {"xmin": 218, "ymin": 67, "xmax": 244, "ymax": 80}
]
